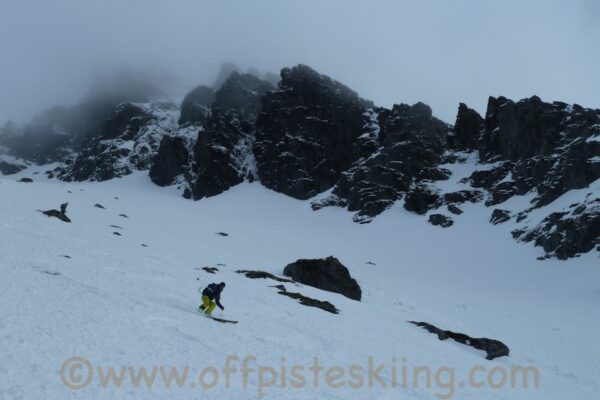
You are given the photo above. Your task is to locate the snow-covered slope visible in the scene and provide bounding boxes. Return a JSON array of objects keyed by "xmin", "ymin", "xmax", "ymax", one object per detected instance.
[{"xmin": 1, "ymin": 167, "xmax": 599, "ymax": 399}]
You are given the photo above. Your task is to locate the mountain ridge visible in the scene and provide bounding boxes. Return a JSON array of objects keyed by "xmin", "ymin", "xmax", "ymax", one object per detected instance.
[{"xmin": 1, "ymin": 64, "xmax": 598, "ymax": 260}]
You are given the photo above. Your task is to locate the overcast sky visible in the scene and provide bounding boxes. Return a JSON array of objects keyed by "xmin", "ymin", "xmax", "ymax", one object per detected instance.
[{"xmin": 0, "ymin": 0, "xmax": 599, "ymax": 125}]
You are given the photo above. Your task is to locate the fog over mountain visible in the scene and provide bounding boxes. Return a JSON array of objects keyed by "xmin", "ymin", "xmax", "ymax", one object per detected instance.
[{"xmin": 1, "ymin": 0, "xmax": 599, "ymax": 125}]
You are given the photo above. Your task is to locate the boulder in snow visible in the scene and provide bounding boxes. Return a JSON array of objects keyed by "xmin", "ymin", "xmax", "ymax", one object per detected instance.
[
  {"xmin": 283, "ymin": 256, "xmax": 361, "ymax": 301},
  {"xmin": 490, "ymin": 209, "xmax": 511, "ymax": 225},
  {"xmin": 404, "ymin": 187, "xmax": 441, "ymax": 215},
  {"xmin": 0, "ymin": 161, "xmax": 26, "ymax": 175},
  {"xmin": 428, "ymin": 214, "xmax": 454, "ymax": 228}
]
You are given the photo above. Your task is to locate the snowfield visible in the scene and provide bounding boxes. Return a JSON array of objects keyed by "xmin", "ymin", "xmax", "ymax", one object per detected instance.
[{"xmin": 1, "ymin": 166, "xmax": 599, "ymax": 400}]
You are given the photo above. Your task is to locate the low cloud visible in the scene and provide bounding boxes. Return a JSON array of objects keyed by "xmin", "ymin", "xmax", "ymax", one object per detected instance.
[{"xmin": 0, "ymin": 0, "xmax": 598, "ymax": 126}]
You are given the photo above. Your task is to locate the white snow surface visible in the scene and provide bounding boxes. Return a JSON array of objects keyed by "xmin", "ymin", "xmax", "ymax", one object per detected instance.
[{"xmin": 1, "ymin": 165, "xmax": 599, "ymax": 400}]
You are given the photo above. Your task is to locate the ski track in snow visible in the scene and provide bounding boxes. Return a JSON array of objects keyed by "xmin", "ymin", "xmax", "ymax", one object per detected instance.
[{"xmin": 1, "ymin": 165, "xmax": 599, "ymax": 400}]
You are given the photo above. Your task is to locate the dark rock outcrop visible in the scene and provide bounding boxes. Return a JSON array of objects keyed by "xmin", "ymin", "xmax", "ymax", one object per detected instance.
[
  {"xmin": 254, "ymin": 65, "xmax": 373, "ymax": 200},
  {"xmin": 444, "ymin": 97, "xmax": 600, "ymax": 258},
  {"xmin": 444, "ymin": 190, "xmax": 484, "ymax": 204},
  {"xmin": 100, "ymin": 103, "xmax": 151, "ymax": 141},
  {"xmin": 212, "ymin": 72, "xmax": 273, "ymax": 115},
  {"xmin": 40, "ymin": 202, "xmax": 71, "ymax": 223},
  {"xmin": 490, "ymin": 209, "xmax": 511, "ymax": 225},
  {"xmin": 428, "ymin": 214, "xmax": 454, "ymax": 227},
  {"xmin": 482, "ymin": 96, "xmax": 567, "ymax": 161},
  {"xmin": 150, "ymin": 136, "xmax": 190, "ymax": 186},
  {"xmin": 277, "ymin": 288, "xmax": 339, "ymax": 314},
  {"xmin": 178, "ymin": 85, "xmax": 215, "ymax": 125},
  {"xmin": 520, "ymin": 196, "xmax": 600, "ymax": 259},
  {"xmin": 179, "ymin": 73, "xmax": 274, "ymax": 200},
  {"xmin": 0, "ymin": 160, "xmax": 27, "ymax": 175},
  {"xmin": 187, "ymin": 109, "xmax": 254, "ymax": 199},
  {"xmin": 465, "ymin": 97, "xmax": 600, "ymax": 208},
  {"xmin": 53, "ymin": 103, "xmax": 151, "ymax": 181},
  {"xmin": 404, "ymin": 186, "xmax": 442, "ymax": 215},
  {"xmin": 409, "ymin": 321, "xmax": 510, "ymax": 360},
  {"xmin": 317, "ymin": 103, "xmax": 451, "ymax": 222},
  {"xmin": 485, "ymin": 181, "xmax": 524, "ymax": 206},
  {"xmin": 448, "ymin": 103, "xmax": 484, "ymax": 150},
  {"xmin": 236, "ymin": 270, "xmax": 294, "ymax": 283},
  {"xmin": 54, "ymin": 101, "xmax": 179, "ymax": 182},
  {"xmin": 447, "ymin": 204, "xmax": 463, "ymax": 215},
  {"xmin": 283, "ymin": 256, "xmax": 361, "ymax": 301},
  {"xmin": 468, "ymin": 164, "xmax": 512, "ymax": 189}
]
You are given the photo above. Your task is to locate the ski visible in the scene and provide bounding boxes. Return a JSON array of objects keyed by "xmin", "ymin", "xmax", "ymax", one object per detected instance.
[
  {"xmin": 197, "ymin": 308, "xmax": 238, "ymax": 323},
  {"xmin": 210, "ymin": 317, "xmax": 238, "ymax": 324}
]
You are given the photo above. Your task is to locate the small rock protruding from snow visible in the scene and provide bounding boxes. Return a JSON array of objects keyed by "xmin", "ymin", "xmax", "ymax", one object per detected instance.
[
  {"xmin": 428, "ymin": 214, "xmax": 454, "ymax": 228},
  {"xmin": 40, "ymin": 202, "xmax": 71, "ymax": 223},
  {"xmin": 490, "ymin": 209, "xmax": 511, "ymax": 225},
  {"xmin": 277, "ymin": 289, "xmax": 339, "ymax": 314},
  {"xmin": 409, "ymin": 321, "xmax": 510, "ymax": 360}
]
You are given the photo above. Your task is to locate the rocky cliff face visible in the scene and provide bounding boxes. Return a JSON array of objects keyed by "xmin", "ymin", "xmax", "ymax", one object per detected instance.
[
  {"xmin": 5, "ymin": 64, "xmax": 599, "ymax": 260},
  {"xmin": 254, "ymin": 65, "xmax": 373, "ymax": 199},
  {"xmin": 186, "ymin": 108, "xmax": 256, "ymax": 199},
  {"xmin": 481, "ymin": 97, "xmax": 600, "ymax": 208},
  {"xmin": 149, "ymin": 71, "xmax": 273, "ymax": 199},
  {"xmin": 52, "ymin": 101, "xmax": 185, "ymax": 182},
  {"xmin": 313, "ymin": 102, "xmax": 451, "ymax": 222},
  {"xmin": 518, "ymin": 194, "xmax": 600, "ymax": 260},
  {"xmin": 186, "ymin": 73, "xmax": 272, "ymax": 199},
  {"xmin": 212, "ymin": 71, "xmax": 273, "ymax": 114},
  {"xmin": 448, "ymin": 103, "xmax": 483, "ymax": 151},
  {"xmin": 178, "ymin": 85, "xmax": 214, "ymax": 126},
  {"xmin": 447, "ymin": 96, "xmax": 600, "ymax": 258},
  {"xmin": 149, "ymin": 135, "xmax": 191, "ymax": 187}
]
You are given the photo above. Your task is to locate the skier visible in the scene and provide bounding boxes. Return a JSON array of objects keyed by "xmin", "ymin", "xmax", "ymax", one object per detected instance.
[{"xmin": 199, "ymin": 282, "xmax": 226, "ymax": 315}]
